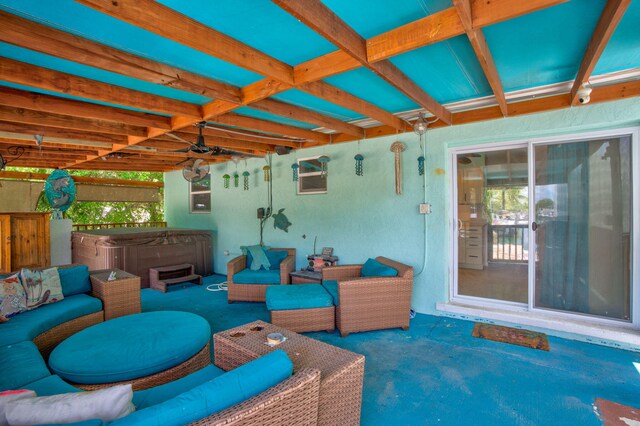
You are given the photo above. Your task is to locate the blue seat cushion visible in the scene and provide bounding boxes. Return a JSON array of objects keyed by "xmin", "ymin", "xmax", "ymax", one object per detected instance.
[
  {"xmin": 0, "ymin": 294, "xmax": 103, "ymax": 347},
  {"xmin": 321, "ymin": 280, "xmax": 339, "ymax": 306},
  {"xmin": 59, "ymin": 265, "xmax": 91, "ymax": 297},
  {"xmin": 0, "ymin": 341, "xmax": 51, "ymax": 391},
  {"xmin": 265, "ymin": 250, "xmax": 288, "ymax": 270},
  {"xmin": 111, "ymin": 350, "xmax": 293, "ymax": 426},
  {"xmin": 361, "ymin": 258, "xmax": 398, "ymax": 277},
  {"xmin": 266, "ymin": 284, "xmax": 333, "ymax": 311},
  {"xmin": 233, "ymin": 269, "xmax": 281, "ymax": 285},
  {"xmin": 24, "ymin": 375, "xmax": 81, "ymax": 396},
  {"xmin": 49, "ymin": 311, "xmax": 211, "ymax": 384},
  {"xmin": 133, "ymin": 364, "xmax": 224, "ymax": 410}
]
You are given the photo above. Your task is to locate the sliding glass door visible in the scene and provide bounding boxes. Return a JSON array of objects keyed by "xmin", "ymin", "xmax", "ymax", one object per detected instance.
[
  {"xmin": 532, "ymin": 134, "xmax": 633, "ymax": 321},
  {"xmin": 453, "ymin": 129, "xmax": 637, "ymax": 325}
]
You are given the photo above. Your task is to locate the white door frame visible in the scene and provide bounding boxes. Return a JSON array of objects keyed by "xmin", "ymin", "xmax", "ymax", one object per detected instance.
[{"xmin": 449, "ymin": 126, "xmax": 640, "ymax": 330}]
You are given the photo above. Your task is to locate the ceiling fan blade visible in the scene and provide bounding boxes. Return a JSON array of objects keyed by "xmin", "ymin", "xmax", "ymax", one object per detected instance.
[
  {"xmin": 172, "ymin": 147, "xmax": 191, "ymax": 153},
  {"xmin": 166, "ymin": 132, "xmax": 198, "ymax": 147},
  {"xmin": 213, "ymin": 148, "xmax": 263, "ymax": 158}
]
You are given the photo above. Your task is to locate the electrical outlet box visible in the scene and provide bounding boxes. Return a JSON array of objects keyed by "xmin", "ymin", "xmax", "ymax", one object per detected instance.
[{"xmin": 419, "ymin": 203, "xmax": 432, "ymax": 214}]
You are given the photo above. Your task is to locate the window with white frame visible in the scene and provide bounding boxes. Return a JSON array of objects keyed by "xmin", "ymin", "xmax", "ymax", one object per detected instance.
[
  {"xmin": 297, "ymin": 156, "xmax": 327, "ymax": 194},
  {"xmin": 189, "ymin": 174, "xmax": 211, "ymax": 213}
]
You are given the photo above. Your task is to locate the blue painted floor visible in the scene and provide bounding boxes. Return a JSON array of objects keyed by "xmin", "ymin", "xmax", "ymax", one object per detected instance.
[{"xmin": 141, "ymin": 276, "xmax": 640, "ymax": 426}]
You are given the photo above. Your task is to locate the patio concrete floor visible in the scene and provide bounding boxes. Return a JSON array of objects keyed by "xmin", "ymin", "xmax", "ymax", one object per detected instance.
[{"xmin": 141, "ymin": 275, "xmax": 640, "ymax": 425}]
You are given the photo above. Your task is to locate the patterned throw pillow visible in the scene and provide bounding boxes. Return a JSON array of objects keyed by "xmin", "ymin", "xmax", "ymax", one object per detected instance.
[
  {"xmin": 0, "ymin": 274, "xmax": 27, "ymax": 321},
  {"xmin": 20, "ymin": 267, "xmax": 64, "ymax": 310}
]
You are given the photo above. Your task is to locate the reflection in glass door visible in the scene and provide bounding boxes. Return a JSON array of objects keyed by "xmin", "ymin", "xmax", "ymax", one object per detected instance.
[
  {"xmin": 456, "ymin": 147, "xmax": 529, "ymax": 304},
  {"xmin": 533, "ymin": 135, "xmax": 633, "ymax": 321}
]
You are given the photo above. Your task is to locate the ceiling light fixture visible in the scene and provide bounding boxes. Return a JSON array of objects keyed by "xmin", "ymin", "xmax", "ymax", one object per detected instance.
[{"xmin": 413, "ymin": 112, "xmax": 429, "ymax": 136}]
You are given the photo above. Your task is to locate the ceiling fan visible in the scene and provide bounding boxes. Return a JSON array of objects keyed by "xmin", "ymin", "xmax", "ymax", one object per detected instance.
[
  {"xmin": 166, "ymin": 121, "xmax": 264, "ymax": 158},
  {"xmin": 181, "ymin": 158, "xmax": 210, "ymax": 183}
]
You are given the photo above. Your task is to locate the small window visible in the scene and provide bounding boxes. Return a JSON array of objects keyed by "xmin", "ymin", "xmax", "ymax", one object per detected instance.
[
  {"xmin": 298, "ymin": 156, "xmax": 327, "ymax": 194},
  {"xmin": 190, "ymin": 174, "xmax": 211, "ymax": 213}
]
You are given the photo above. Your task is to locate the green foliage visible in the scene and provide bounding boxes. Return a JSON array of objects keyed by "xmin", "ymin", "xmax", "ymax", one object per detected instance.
[
  {"xmin": 483, "ymin": 186, "xmax": 528, "ymax": 219},
  {"xmin": 11, "ymin": 167, "xmax": 164, "ymax": 225}
]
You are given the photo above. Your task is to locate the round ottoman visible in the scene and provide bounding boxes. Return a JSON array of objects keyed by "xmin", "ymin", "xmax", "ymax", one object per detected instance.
[{"xmin": 49, "ymin": 311, "xmax": 211, "ymax": 390}]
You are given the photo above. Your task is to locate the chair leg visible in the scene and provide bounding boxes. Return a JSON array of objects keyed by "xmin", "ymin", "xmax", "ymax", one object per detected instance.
[
  {"xmin": 340, "ymin": 331, "xmax": 349, "ymax": 337},
  {"xmin": 401, "ymin": 326, "xmax": 409, "ymax": 331}
]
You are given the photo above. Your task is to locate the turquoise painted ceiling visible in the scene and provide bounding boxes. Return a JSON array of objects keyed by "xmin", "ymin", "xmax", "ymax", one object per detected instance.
[{"xmin": 0, "ymin": 0, "xmax": 638, "ymax": 133}]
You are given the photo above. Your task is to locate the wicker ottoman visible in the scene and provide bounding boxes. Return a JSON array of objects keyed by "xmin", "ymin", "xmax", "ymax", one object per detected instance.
[{"xmin": 266, "ymin": 284, "xmax": 335, "ymax": 333}]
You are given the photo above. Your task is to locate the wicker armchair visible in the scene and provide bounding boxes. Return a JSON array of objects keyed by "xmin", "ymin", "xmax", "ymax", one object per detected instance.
[
  {"xmin": 227, "ymin": 248, "xmax": 296, "ymax": 303},
  {"xmin": 190, "ymin": 368, "xmax": 321, "ymax": 426},
  {"xmin": 321, "ymin": 256, "xmax": 413, "ymax": 337}
]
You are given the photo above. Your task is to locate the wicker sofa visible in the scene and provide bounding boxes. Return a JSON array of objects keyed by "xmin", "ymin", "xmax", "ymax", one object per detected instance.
[
  {"xmin": 321, "ymin": 256, "xmax": 414, "ymax": 337},
  {"xmin": 227, "ymin": 248, "xmax": 296, "ymax": 303},
  {"xmin": 1, "ymin": 264, "xmax": 321, "ymax": 425},
  {"xmin": 0, "ymin": 264, "xmax": 106, "ymax": 358}
]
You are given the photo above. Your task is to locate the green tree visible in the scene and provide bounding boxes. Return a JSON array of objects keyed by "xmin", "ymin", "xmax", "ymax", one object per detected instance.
[{"xmin": 10, "ymin": 167, "xmax": 164, "ymax": 225}]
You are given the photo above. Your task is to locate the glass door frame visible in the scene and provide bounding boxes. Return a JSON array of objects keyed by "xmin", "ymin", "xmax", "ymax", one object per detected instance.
[
  {"xmin": 449, "ymin": 127, "xmax": 640, "ymax": 330},
  {"xmin": 450, "ymin": 141, "xmax": 530, "ymax": 311},
  {"xmin": 527, "ymin": 127, "xmax": 640, "ymax": 328}
]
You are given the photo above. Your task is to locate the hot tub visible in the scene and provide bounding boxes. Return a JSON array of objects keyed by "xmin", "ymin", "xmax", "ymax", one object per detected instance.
[{"xmin": 72, "ymin": 228, "xmax": 213, "ymax": 288}]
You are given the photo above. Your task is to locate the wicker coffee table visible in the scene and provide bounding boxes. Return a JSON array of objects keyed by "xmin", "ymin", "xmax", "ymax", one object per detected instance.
[{"xmin": 214, "ymin": 320, "xmax": 365, "ymax": 426}]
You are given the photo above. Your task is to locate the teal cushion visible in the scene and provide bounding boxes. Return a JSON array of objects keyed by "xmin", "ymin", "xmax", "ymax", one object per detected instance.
[
  {"xmin": 59, "ymin": 265, "xmax": 91, "ymax": 297},
  {"xmin": 321, "ymin": 280, "xmax": 339, "ymax": 305},
  {"xmin": 0, "ymin": 294, "xmax": 103, "ymax": 347},
  {"xmin": 265, "ymin": 250, "xmax": 288, "ymax": 270},
  {"xmin": 241, "ymin": 245, "xmax": 271, "ymax": 271},
  {"xmin": 49, "ymin": 311, "xmax": 210, "ymax": 384},
  {"xmin": 361, "ymin": 258, "xmax": 398, "ymax": 277},
  {"xmin": 24, "ymin": 375, "xmax": 82, "ymax": 396},
  {"xmin": 266, "ymin": 284, "xmax": 333, "ymax": 310},
  {"xmin": 0, "ymin": 341, "xmax": 51, "ymax": 391},
  {"xmin": 233, "ymin": 269, "xmax": 281, "ymax": 285},
  {"xmin": 111, "ymin": 350, "xmax": 293, "ymax": 426},
  {"xmin": 133, "ymin": 365, "xmax": 224, "ymax": 410}
]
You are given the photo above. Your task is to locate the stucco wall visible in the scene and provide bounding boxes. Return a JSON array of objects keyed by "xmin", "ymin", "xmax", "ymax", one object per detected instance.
[{"xmin": 165, "ymin": 97, "xmax": 640, "ymax": 315}]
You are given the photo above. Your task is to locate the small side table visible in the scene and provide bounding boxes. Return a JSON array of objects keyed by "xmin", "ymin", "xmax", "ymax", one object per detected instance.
[
  {"xmin": 290, "ymin": 270, "xmax": 322, "ymax": 284},
  {"xmin": 90, "ymin": 269, "xmax": 141, "ymax": 320}
]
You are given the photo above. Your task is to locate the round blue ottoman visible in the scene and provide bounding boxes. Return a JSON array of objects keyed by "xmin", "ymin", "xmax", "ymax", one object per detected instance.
[{"xmin": 49, "ymin": 311, "xmax": 211, "ymax": 390}]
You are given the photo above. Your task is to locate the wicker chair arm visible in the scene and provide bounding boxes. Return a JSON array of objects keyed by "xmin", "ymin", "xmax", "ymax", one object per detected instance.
[
  {"xmin": 338, "ymin": 276, "xmax": 412, "ymax": 303},
  {"xmin": 280, "ymin": 255, "xmax": 295, "ymax": 284},
  {"xmin": 321, "ymin": 265, "xmax": 362, "ymax": 281},
  {"xmin": 227, "ymin": 256, "xmax": 247, "ymax": 275},
  {"xmin": 189, "ymin": 368, "xmax": 321, "ymax": 426}
]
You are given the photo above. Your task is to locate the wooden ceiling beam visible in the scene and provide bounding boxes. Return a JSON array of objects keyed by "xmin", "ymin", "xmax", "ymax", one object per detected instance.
[
  {"xmin": 0, "ymin": 58, "xmax": 202, "ymax": 119},
  {"xmin": 0, "ymin": 170, "xmax": 164, "ymax": 187},
  {"xmin": 250, "ymin": 98, "xmax": 365, "ymax": 137},
  {"xmin": 75, "ymin": 0, "xmax": 294, "ymax": 85},
  {"xmin": 0, "ymin": 143, "xmax": 92, "ymax": 156},
  {"xmin": 0, "ymin": 11, "xmax": 242, "ymax": 104},
  {"xmin": 453, "ymin": 0, "xmax": 508, "ymax": 116},
  {"xmin": 0, "ymin": 86, "xmax": 172, "ymax": 130},
  {"xmin": 300, "ymin": 81, "xmax": 409, "ymax": 131},
  {"xmin": 0, "ymin": 137, "xmax": 101, "ymax": 153},
  {"xmin": 272, "ymin": 0, "xmax": 452, "ymax": 125},
  {"xmin": 570, "ymin": 0, "xmax": 631, "ymax": 105},
  {"xmin": 213, "ymin": 113, "xmax": 330, "ymax": 144},
  {"xmin": 366, "ymin": 0, "xmax": 568, "ymax": 62},
  {"xmin": 0, "ymin": 105, "xmax": 148, "ymax": 137},
  {"xmin": 0, "ymin": 121, "xmax": 128, "ymax": 145}
]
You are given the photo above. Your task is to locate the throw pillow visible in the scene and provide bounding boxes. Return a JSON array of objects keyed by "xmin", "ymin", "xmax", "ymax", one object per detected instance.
[
  {"xmin": 20, "ymin": 267, "xmax": 64, "ymax": 310},
  {"xmin": 4, "ymin": 384, "xmax": 134, "ymax": 424},
  {"xmin": 361, "ymin": 258, "xmax": 398, "ymax": 277},
  {"xmin": 241, "ymin": 245, "xmax": 271, "ymax": 271},
  {"xmin": 58, "ymin": 265, "xmax": 91, "ymax": 297},
  {"xmin": 0, "ymin": 390, "xmax": 36, "ymax": 426},
  {"xmin": 0, "ymin": 274, "xmax": 27, "ymax": 321},
  {"xmin": 266, "ymin": 250, "xmax": 288, "ymax": 270}
]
